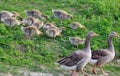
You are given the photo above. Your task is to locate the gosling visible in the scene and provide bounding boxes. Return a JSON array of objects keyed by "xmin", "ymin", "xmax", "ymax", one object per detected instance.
[
  {"xmin": 21, "ymin": 25, "xmax": 43, "ymax": 39},
  {"xmin": 69, "ymin": 37, "xmax": 85, "ymax": 48},
  {"xmin": 45, "ymin": 27, "xmax": 65, "ymax": 40},
  {"xmin": 52, "ymin": 10, "xmax": 73, "ymax": 23},
  {"xmin": 1, "ymin": 17, "xmax": 21, "ymax": 26},
  {"xmin": 69, "ymin": 22, "xmax": 85, "ymax": 30},
  {"xmin": 25, "ymin": 9, "xmax": 48, "ymax": 20}
]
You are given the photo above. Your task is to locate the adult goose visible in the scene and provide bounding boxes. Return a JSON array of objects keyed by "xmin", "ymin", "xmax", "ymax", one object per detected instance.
[
  {"xmin": 89, "ymin": 32, "xmax": 119, "ymax": 75},
  {"xmin": 52, "ymin": 10, "xmax": 73, "ymax": 23},
  {"xmin": 58, "ymin": 31, "xmax": 98, "ymax": 76}
]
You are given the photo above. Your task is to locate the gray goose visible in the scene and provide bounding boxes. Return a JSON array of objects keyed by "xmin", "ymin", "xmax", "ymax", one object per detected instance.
[
  {"xmin": 21, "ymin": 25, "xmax": 43, "ymax": 39},
  {"xmin": 52, "ymin": 10, "xmax": 73, "ymax": 23},
  {"xmin": 69, "ymin": 22, "xmax": 85, "ymax": 30},
  {"xmin": 69, "ymin": 37, "xmax": 85, "ymax": 48},
  {"xmin": 1, "ymin": 17, "xmax": 21, "ymax": 26},
  {"xmin": 89, "ymin": 32, "xmax": 119, "ymax": 75},
  {"xmin": 58, "ymin": 31, "xmax": 98, "ymax": 76},
  {"xmin": 25, "ymin": 9, "xmax": 48, "ymax": 20}
]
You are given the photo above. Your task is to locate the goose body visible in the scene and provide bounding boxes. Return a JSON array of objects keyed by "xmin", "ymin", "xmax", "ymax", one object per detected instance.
[
  {"xmin": 69, "ymin": 22, "xmax": 85, "ymax": 30},
  {"xmin": 58, "ymin": 31, "xmax": 98, "ymax": 76},
  {"xmin": 89, "ymin": 32, "xmax": 119, "ymax": 75}
]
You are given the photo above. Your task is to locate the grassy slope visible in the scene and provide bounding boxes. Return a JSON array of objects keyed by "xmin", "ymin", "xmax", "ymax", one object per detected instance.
[{"xmin": 0, "ymin": 0, "xmax": 120, "ymax": 75}]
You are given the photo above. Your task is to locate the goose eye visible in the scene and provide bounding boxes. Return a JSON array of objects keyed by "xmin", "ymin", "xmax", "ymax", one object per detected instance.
[{"xmin": 112, "ymin": 32, "xmax": 115, "ymax": 34}]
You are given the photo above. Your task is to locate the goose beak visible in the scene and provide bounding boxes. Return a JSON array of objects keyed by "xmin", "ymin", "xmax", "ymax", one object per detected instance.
[
  {"xmin": 115, "ymin": 33, "xmax": 119, "ymax": 38},
  {"xmin": 94, "ymin": 33, "xmax": 99, "ymax": 36}
]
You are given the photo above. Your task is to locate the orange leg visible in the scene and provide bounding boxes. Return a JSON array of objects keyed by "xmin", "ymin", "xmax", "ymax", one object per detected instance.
[
  {"xmin": 71, "ymin": 70, "xmax": 78, "ymax": 76},
  {"xmin": 80, "ymin": 70, "xmax": 88, "ymax": 76},
  {"xmin": 99, "ymin": 65, "xmax": 108, "ymax": 76},
  {"xmin": 92, "ymin": 64, "xmax": 97, "ymax": 74}
]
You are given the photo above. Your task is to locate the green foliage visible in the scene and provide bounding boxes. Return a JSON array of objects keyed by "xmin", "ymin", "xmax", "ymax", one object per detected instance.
[{"xmin": 0, "ymin": 0, "xmax": 120, "ymax": 75}]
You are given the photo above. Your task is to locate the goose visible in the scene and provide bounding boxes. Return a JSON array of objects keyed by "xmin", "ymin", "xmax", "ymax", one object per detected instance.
[
  {"xmin": 69, "ymin": 22, "xmax": 85, "ymax": 30},
  {"xmin": 58, "ymin": 31, "xmax": 98, "ymax": 76},
  {"xmin": 1, "ymin": 17, "xmax": 21, "ymax": 26},
  {"xmin": 21, "ymin": 25, "xmax": 43, "ymax": 39},
  {"xmin": 52, "ymin": 10, "xmax": 73, "ymax": 23},
  {"xmin": 89, "ymin": 32, "xmax": 119, "ymax": 75},
  {"xmin": 25, "ymin": 9, "xmax": 48, "ymax": 20},
  {"xmin": 45, "ymin": 27, "xmax": 65, "ymax": 40},
  {"xmin": 69, "ymin": 37, "xmax": 85, "ymax": 48}
]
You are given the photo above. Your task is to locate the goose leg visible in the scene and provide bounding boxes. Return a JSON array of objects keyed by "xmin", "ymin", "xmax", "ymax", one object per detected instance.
[
  {"xmin": 71, "ymin": 70, "xmax": 78, "ymax": 76},
  {"xmin": 99, "ymin": 65, "xmax": 108, "ymax": 76},
  {"xmin": 92, "ymin": 64, "xmax": 97, "ymax": 74},
  {"xmin": 80, "ymin": 70, "xmax": 88, "ymax": 76}
]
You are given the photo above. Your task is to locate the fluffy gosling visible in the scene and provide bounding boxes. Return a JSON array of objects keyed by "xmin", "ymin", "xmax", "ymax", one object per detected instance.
[
  {"xmin": 52, "ymin": 10, "xmax": 73, "ymax": 23},
  {"xmin": 69, "ymin": 22, "xmax": 85, "ymax": 30},
  {"xmin": 25, "ymin": 9, "xmax": 48, "ymax": 20},
  {"xmin": 21, "ymin": 25, "xmax": 43, "ymax": 39},
  {"xmin": 69, "ymin": 37, "xmax": 85, "ymax": 48},
  {"xmin": 22, "ymin": 16, "xmax": 39, "ymax": 26},
  {"xmin": 45, "ymin": 27, "xmax": 65, "ymax": 40},
  {"xmin": 0, "ymin": 11, "xmax": 14, "ymax": 22},
  {"xmin": 1, "ymin": 17, "xmax": 21, "ymax": 26},
  {"xmin": 33, "ymin": 21, "xmax": 44, "ymax": 29},
  {"xmin": 43, "ymin": 22, "xmax": 57, "ymax": 31},
  {"xmin": 11, "ymin": 11, "xmax": 23, "ymax": 20}
]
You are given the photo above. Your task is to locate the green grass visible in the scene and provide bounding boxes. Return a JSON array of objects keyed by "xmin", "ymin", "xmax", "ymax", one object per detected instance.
[{"xmin": 0, "ymin": 0, "xmax": 120, "ymax": 75}]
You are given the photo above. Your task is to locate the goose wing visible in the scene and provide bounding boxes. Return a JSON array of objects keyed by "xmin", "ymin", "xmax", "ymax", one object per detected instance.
[{"xmin": 58, "ymin": 52, "xmax": 84, "ymax": 66}]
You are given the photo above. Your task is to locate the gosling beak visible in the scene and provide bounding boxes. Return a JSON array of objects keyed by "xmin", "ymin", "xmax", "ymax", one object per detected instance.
[
  {"xmin": 81, "ymin": 26, "xmax": 86, "ymax": 29},
  {"xmin": 71, "ymin": 16, "xmax": 73, "ymax": 20}
]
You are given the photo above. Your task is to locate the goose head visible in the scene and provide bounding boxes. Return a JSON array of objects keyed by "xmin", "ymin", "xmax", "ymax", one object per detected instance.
[
  {"xmin": 87, "ymin": 31, "xmax": 99, "ymax": 37},
  {"xmin": 109, "ymin": 32, "xmax": 119, "ymax": 38},
  {"xmin": 11, "ymin": 11, "xmax": 23, "ymax": 20}
]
